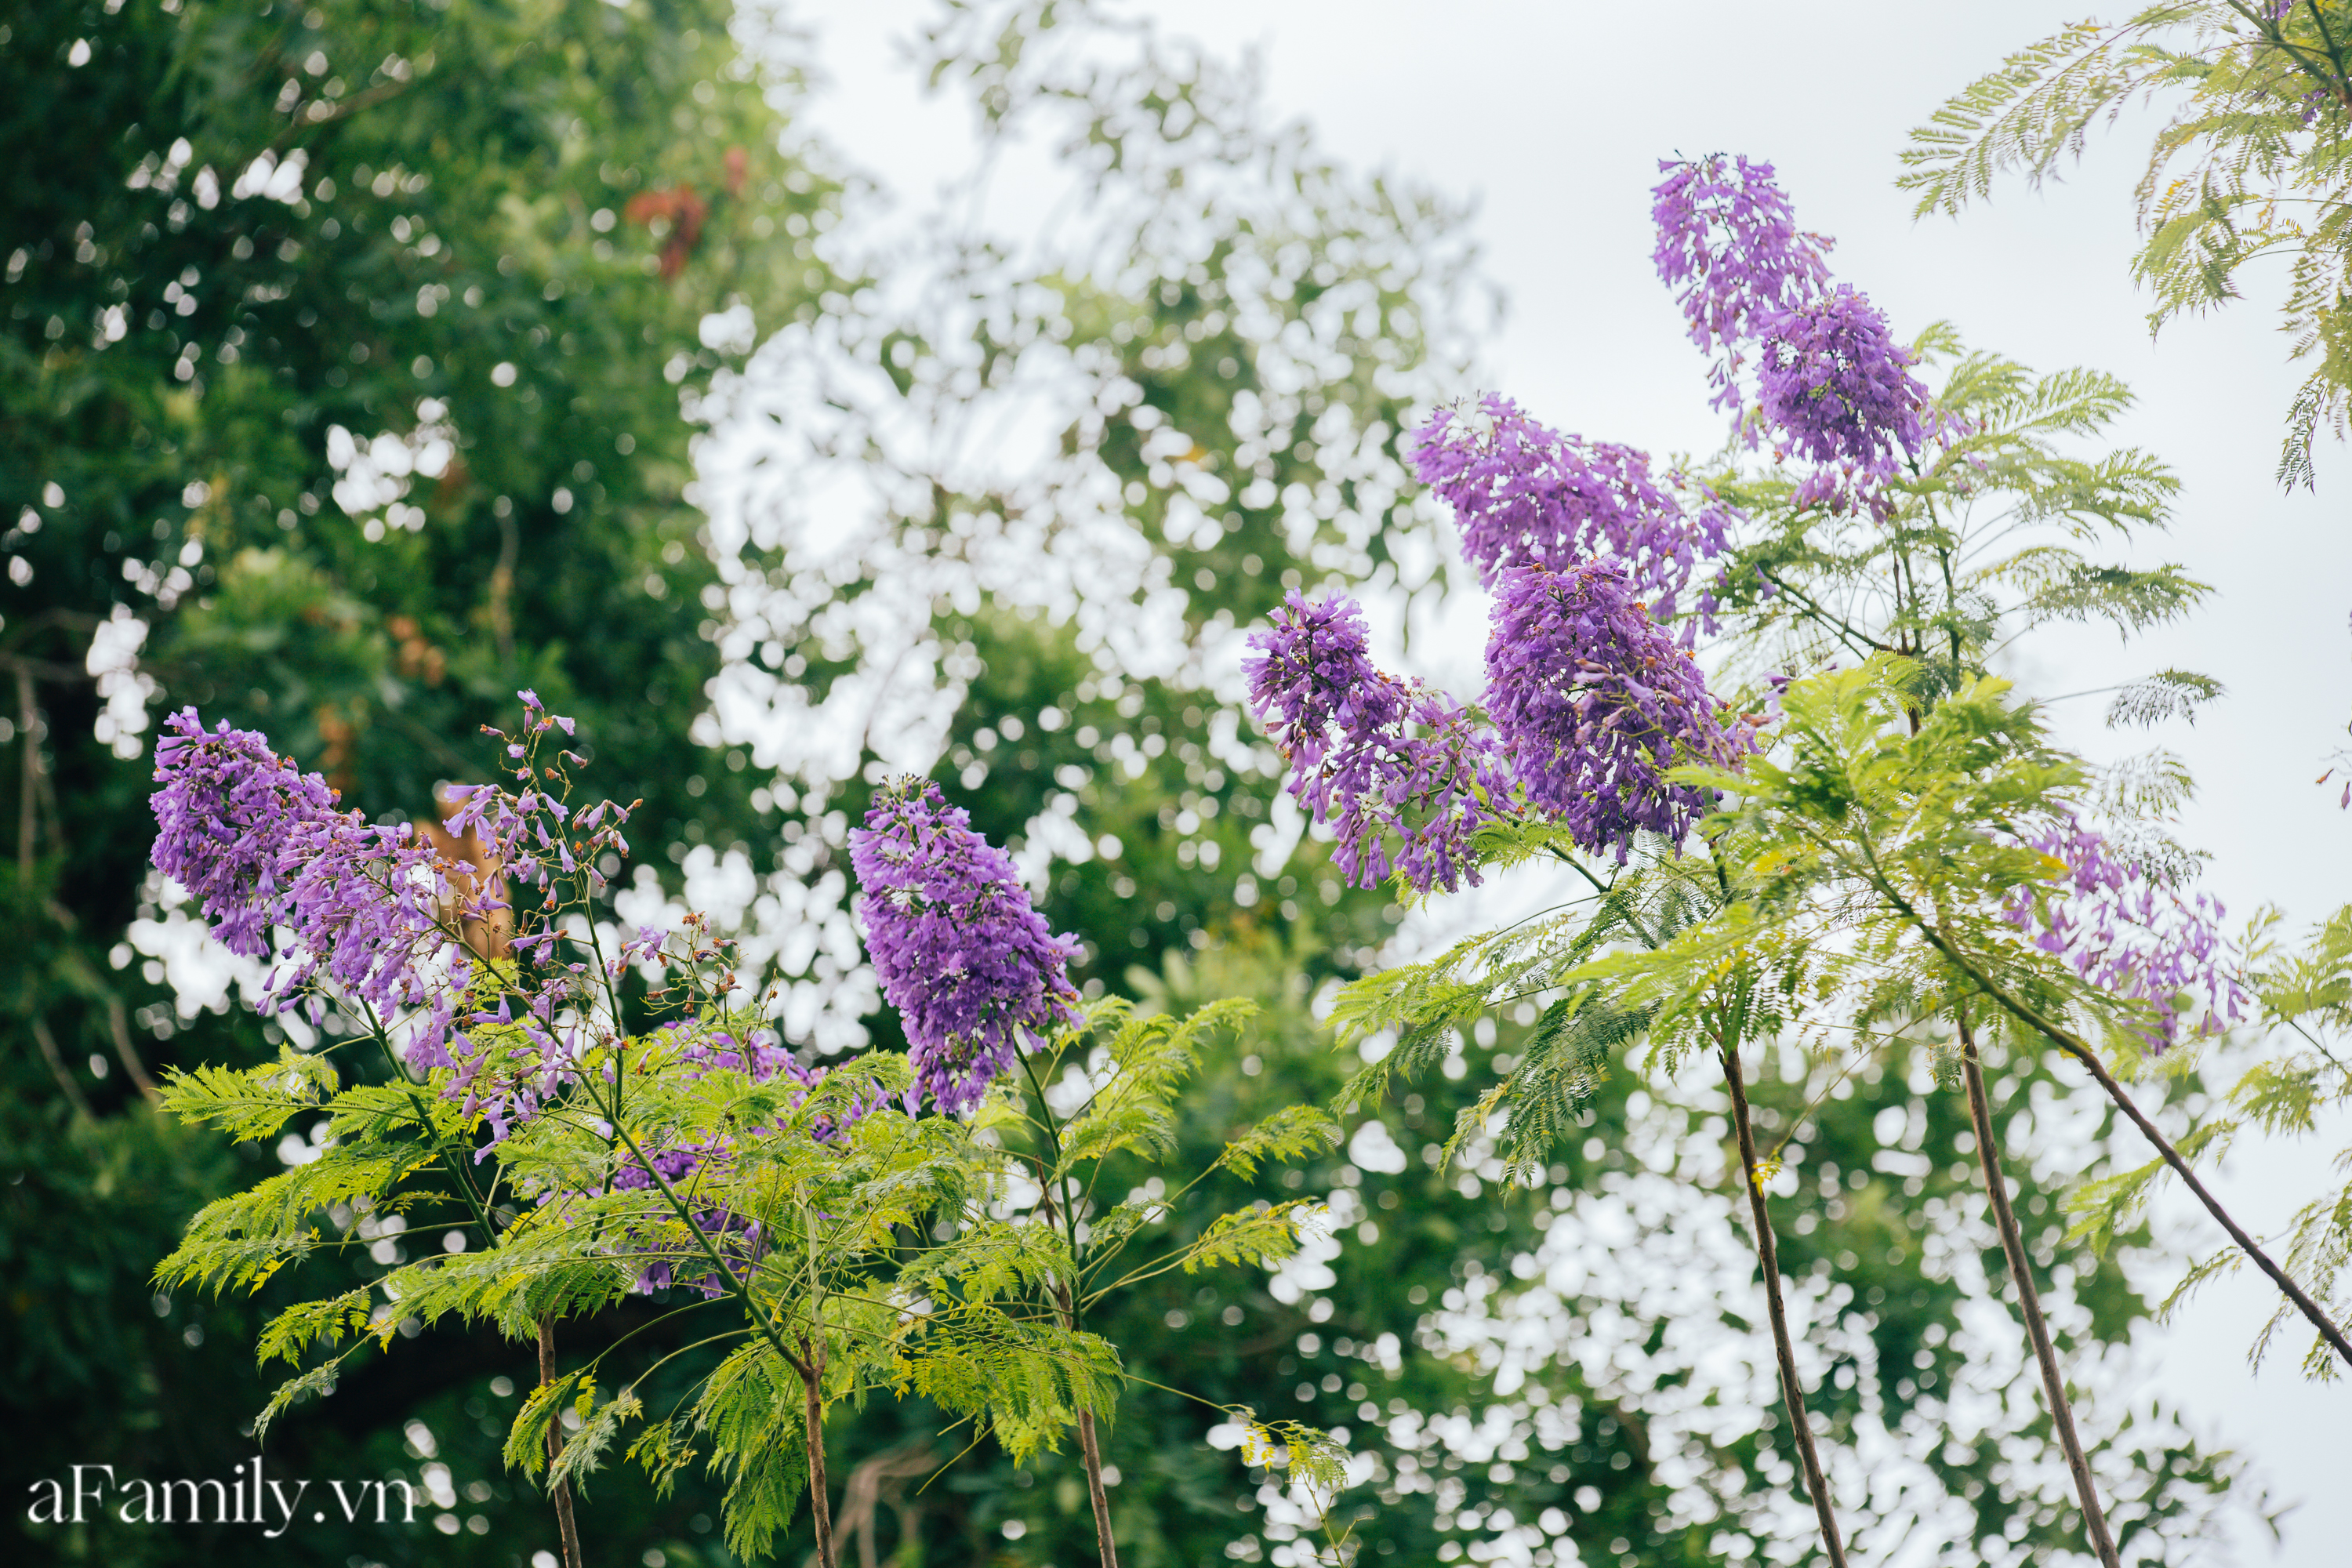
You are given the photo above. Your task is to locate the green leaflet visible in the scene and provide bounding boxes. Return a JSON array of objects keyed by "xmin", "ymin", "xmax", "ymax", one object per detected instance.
[
  {"xmin": 625, "ymin": 1419, "xmax": 699, "ymax": 1499},
  {"xmin": 157, "ymin": 1050, "xmax": 339, "ymax": 1142},
  {"xmin": 154, "ymin": 1142, "xmax": 434, "ymax": 1294},
  {"xmin": 256, "ymin": 1287, "xmax": 376, "ymax": 1368},
  {"xmin": 550, "ymin": 1385, "xmax": 644, "ymax": 1498},
  {"xmin": 1181, "ymin": 1199, "xmax": 1320, "ymax": 1273},
  {"xmin": 1215, "ymin": 1105, "xmax": 1341, "ymax": 1179},
  {"xmin": 684, "ymin": 1337, "xmax": 819, "ymax": 1563},
  {"xmin": 504, "ymin": 1368, "xmax": 591, "ymax": 1483}
]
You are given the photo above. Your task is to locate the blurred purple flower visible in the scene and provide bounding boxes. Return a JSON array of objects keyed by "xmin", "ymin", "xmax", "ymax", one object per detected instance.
[
  {"xmin": 2002, "ymin": 818, "xmax": 2245, "ymax": 1049},
  {"xmin": 850, "ymin": 779, "xmax": 1081, "ymax": 1116}
]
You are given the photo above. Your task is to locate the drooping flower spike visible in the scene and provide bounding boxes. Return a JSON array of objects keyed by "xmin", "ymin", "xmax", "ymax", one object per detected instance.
[
  {"xmin": 1484, "ymin": 562, "xmax": 1754, "ymax": 863},
  {"xmin": 851, "ymin": 779, "xmax": 1083, "ymax": 1116},
  {"xmin": 2002, "ymin": 817, "xmax": 2245, "ymax": 1050},
  {"xmin": 1651, "ymin": 153, "xmax": 1833, "ymax": 411},
  {"xmin": 151, "ymin": 698, "xmax": 640, "ymax": 1102},
  {"xmin": 1651, "ymin": 153, "xmax": 1947, "ymax": 515},
  {"xmin": 1410, "ymin": 394, "xmax": 1733, "ymax": 635},
  {"xmin": 1756, "ymin": 285, "xmax": 1936, "ymax": 513},
  {"xmin": 151, "ymin": 708, "xmax": 469, "ymax": 1054},
  {"xmin": 1245, "ymin": 592, "xmax": 1503, "ymax": 894}
]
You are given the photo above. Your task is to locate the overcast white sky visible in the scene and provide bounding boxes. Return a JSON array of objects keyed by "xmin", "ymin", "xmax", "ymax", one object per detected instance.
[{"xmin": 792, "ymin": 3, "xmax": 2350, "ymax": 1559}]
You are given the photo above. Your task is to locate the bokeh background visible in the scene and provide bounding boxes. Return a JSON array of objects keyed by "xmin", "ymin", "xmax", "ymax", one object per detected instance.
[{"xmin": 6, "ymin": 2, "xmax": 2343, "ymax": 1565}]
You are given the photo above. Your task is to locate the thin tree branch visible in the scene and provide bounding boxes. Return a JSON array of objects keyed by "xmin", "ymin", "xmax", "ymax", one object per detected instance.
[
  {"xmin": 1875, "ymin": 890, "xmax": 2352, "ymax": 1370},
  {"xmin": 28, "ymin": 1014, "xmax": 95, "ymax": 1120},
  {"xmin": 1958, "ymin": 1008, "xmax": 2118, "ymax": 1568},
  {"xmin": 537, "ymin": 1314, "xmax": 586, "ymax": 1568},
  {"xmin": 105, "ymin": 994, "xmax": 162, "ymax": 1104},
  {"xmin": 1719, "ymin": 1037, "xmax": 1847, "ymax": 1568}
]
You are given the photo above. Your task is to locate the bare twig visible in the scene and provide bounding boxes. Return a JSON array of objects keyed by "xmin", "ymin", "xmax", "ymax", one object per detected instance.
[
  {"xmin": 28, "ymin": 1014, "xmax": 94, "ymax": 1120},
  {"xmin": 104, "ymin": 995, "xmax": 162, "ymax": 1104}
]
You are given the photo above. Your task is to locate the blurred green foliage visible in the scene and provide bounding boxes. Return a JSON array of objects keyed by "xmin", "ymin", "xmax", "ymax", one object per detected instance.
[{"xmin": 1, "ymin": 2, "xmax": 2266, "ymax": 1567}]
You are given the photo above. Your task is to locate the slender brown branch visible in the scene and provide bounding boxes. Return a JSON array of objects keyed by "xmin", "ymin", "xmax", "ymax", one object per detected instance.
[
  {"xmin": 1719, "ymin": 1041, "xmax": 1847, "ymax": 1568},
  {"xmin": 29, "ymin": 1014, "xmax": 94, "ymax": 1120},
  {"xmin": 783, "ymin": 1337, "xmax": 839, "ymax": 1568},
  {"xmin": 1027, "ymin": 1055, "xmax": 1123, "ymax": 1568},
  {"xmin": 1958, "ymin": 1011, "xmax": 2118, "ymax": 1568},
  {"xmin": 1835, "ymin": 850, "xmax": 2352, "ymax": 1370},
  {"xmin": 104, "ymin": 995, "xmax": 162, "ymax": 1104},
  {"xmin": 538, "ymin": 1314, "xmax": 586, "ymax": 1568},
  {"xmin": 1075, "ymin": 1408, "xmax": 1120, "ymax": 1568}
]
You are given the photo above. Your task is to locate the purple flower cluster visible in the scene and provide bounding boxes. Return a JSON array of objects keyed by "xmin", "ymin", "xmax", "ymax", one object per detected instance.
[
  {"xmin": 151, "ymin": 709, "xmax": 468, "ymax": 1053},
  {"xmin": 850, "ymin": 779, "xmax": 1082, "ymax": 1116},
  {"xmin": 1486, "ymin": 564, "xmax": 1752, "ymax": 862},
  {"xmin": 2002, "ymin": 818, "xmax": 2245, "ymax": 1049},
  {"xmin": 151, "ymin": 695, "xmax": 646, "ymax": 1115},
  {"xmin": 1244, "ymin": 592, "xmax": 1501, "ymax": 893},
  {"xmin": 1651, "ymin": 154, "xmax": 1832, "ymax": 410},
  {"xmin": 1410, "ymin": 395, "xmax": 1732, "ymax": 631},
  {"xmin": 1652, "ymin": 154, "xmax": 1941, "ymax": 512},
  {"xmin": 1756, "ymin": 286, "xmax": 1934, "ymax": 511}
]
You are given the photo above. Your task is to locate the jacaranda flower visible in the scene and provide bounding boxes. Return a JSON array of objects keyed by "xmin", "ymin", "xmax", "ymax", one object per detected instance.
[
  {"xmin": 1245, "ymin": 592, "xmax": 1501, "ymax": 893},
  {"xmin": 1484, "ymin": 562, "xmax": 1752, "ymax": 862},
  {"xmin": 851, "ymin": 779, "xmax": 1082, "ymax": 1116}
]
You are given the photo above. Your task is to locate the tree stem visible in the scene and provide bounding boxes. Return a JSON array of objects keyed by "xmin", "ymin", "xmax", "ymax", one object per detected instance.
[
  {"xmin": 1025, "ymin": 1053, "xmax": 1122, "ymax": 1568},
  {"xmin": 1076, "ymin": 1406, "xmax": 1121, "ymax": 1568},
  {"xmin": 538, "ymin": 1314, "xmax": 586, "ymax": 1568},
  {"xmin": 1718, "ymin": 1043, "xmax": 1847, "ymax": 1568},
  {"xmin": 789, "ymin": 1335, "xmax": 839, "ymax": 1568},
  {"xmin": 1869, "ymin": 884, "xmax": 2352, "ymax": 1370},
  {"xmin": 1958, "ymin": 1013, "xmax": 2118, "ymax": 1568},
  {"xmin": 29, "ymin": 1014, "xmax": 93, "ymax": 1120}
]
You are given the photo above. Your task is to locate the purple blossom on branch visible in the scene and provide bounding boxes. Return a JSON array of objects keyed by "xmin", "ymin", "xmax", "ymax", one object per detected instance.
[
  {"xmin": 151, "ymin": 699, "xmax": 644, "ymax": 1106},
  {"xmin": 1410, "ymin": 394, "xmax": 1733, "ymax": 632},
  {"xmin": 850, "ymin": 779, "xmax": 1082, "ymax": 1116},
  {"xmin": 2002, "ymin": 818, "xmax": 2245, "ymax": 1050},
  {"xmin": 150, "ymin": 709, "xmax": 469, "ymax": 1053},
  {"xmin": 1485, "ymin": 563, "xmax": 1753, "ymax": 863},
  {"xmin": 1651, "ymin": 154, "xmax": 1833, "ymax": 412},
  {"xmin": 1244, "ymin": 592, "xmax": 1501, "ymax": 894},
  {"xmin": 1755, "ymin": 285, "xmax": 1935, "ymax": 511},
  {"xmin": 1651, "ymin": 153, "xmax": 1951, "ymax": 514}
]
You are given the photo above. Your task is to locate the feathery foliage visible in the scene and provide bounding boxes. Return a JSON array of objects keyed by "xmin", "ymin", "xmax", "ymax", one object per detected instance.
[{"xmin": 1901, "ymin": 2, "xmax": 2352, "ymax": 486}]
